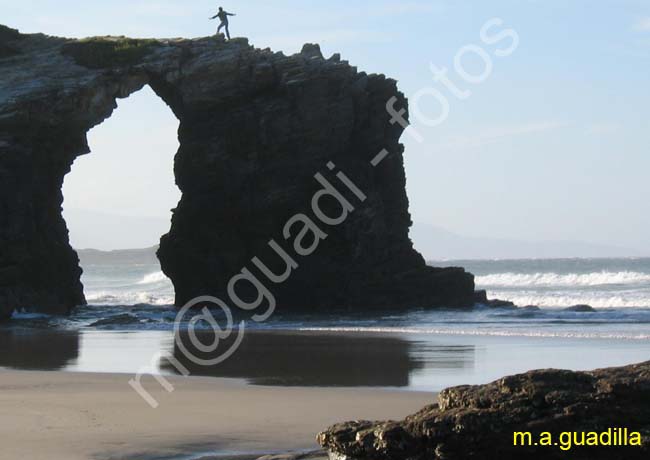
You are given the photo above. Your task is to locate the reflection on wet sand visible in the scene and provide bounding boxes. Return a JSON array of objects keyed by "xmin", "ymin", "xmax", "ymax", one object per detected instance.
[
  {"xmin": 0, "ymin": 327, "xmax": 477, "ymax": 389},
  {"xmin": 0, "ymin": 329, "xmax": 80, "ymax": 370},
  {"xmin": 162, "ymin": 330, "xmax": 476, "ymax": 387},
  {"xmin": 410, "ymin": 342, "xmax": 476, "ymax": 369}
]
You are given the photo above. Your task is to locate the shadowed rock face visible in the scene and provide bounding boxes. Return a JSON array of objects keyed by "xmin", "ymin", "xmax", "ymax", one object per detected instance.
[
  {"xmin": 318, "ymin": 361, "xmax": 650, "ymax": 460},
  {"xmin": 0, "ymin": 25, "xmax": 477, "ymax": 319}
]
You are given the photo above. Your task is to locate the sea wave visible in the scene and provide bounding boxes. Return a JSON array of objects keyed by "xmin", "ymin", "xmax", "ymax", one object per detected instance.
[
  {"xmin": 137, "ymin": 271, "xmax": 170, "ymax": 285},
  {"xmin": 85, "ymin": 291, "xmax": 174, "ymax": 306},
  {"xmin": 298, "ymin": 326, "xmax": 650, "ymax": 340},
  {"xmin": 486, "ymin": 291, "xmax": 650, "ymax": 308},
  {"xmin": 476, "ymin": 271, "xmax": 650, "ymax": 288}
]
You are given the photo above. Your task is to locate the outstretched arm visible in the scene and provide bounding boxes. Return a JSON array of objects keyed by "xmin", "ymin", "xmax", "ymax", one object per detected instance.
[
  {"xmin": 227, "ymin": 12, "xmax": 236, "ymax": 16},
  {"xmin": 209, "ymin": 14, "xmax": 218, "ymax": 19}
]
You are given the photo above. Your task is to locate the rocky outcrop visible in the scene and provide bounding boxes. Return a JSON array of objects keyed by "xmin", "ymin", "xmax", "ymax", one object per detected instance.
[
  {"xmin": 0, "ymin": 25, "xmax": 478, "ymax": 319},
  {"xmin": 318, "ymin": 361, "xmax": 650, "ymax": 459}
]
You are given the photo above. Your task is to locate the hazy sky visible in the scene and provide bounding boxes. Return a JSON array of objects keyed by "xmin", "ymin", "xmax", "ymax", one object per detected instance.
[{"xmin": 3, "ymin": 1, "xmax": 650, "ymax": 253}]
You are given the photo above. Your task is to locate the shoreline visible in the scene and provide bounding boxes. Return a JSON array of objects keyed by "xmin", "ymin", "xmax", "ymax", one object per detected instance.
[
  {"xmin": 0, "ymin": 369, "xmax": 435, "ymax": 460},
  {"xmin": 3, "ymin": 327, "xmax": 649, "ymax": 392}
]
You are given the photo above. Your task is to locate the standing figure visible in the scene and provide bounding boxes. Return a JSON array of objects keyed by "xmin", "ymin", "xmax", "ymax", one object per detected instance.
[{"xmin": 210, "ymin": 7, "xmax": 236, "ymax": 40}]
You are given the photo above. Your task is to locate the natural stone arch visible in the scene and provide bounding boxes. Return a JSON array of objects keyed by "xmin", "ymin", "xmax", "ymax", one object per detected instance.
[
  {"xmin": 62, "ymin": 83, "xmax": 179, "ymax": 252},
  {"xmin": 0, "ymin": 27, "xmax": 477, "ymax": 320}
]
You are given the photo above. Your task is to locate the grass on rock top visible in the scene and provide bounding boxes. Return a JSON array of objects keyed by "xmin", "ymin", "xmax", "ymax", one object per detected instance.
[{"xmin": 61, "ymin": 37, "xmax": 161, "ymax": 69}]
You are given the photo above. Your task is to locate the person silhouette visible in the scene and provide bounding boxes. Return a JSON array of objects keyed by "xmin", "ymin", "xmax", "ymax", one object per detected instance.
[{"xmin": 209, "ymin": 7, "xmax": 236, "ymax": 40}]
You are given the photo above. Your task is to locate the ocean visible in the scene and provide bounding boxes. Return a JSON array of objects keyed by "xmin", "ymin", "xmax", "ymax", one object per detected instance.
[
  {"xmin": 60, "ymin": 256, "xmax": 650, "ymax": 339},
  {"xmin": 4, "ymin": 255, "xmax": 650, "ymax": 391}
]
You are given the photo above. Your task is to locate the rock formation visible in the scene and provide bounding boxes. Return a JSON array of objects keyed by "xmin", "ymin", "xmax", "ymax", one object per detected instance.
[
  {"xmin": 318, "ymin": 361, "xmax": 650, "ymax": 460},
  {"xmin": 0, "ymin": 25, "xmax": 478, "ymax": 320}
]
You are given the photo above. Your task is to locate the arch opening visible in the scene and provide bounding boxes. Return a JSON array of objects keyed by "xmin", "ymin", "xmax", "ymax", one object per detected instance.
[{"xmin": 62, "ymin": 85, "xmax": 180, "ymax": 306}]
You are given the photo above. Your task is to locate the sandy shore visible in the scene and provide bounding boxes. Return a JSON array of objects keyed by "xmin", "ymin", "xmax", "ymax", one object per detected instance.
[{"xmin": 0, "ymin": 369, "xmax": 435, "ymax": 460}]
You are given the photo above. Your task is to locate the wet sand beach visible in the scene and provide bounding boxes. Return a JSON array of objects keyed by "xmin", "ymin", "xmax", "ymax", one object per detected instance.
[
  {"xmin": 2, "ymin": 328, "xmax": 649, "ymax": 459},
  {"xmin": 0, "ymin": 369, "xmax": 434, "ymax": 460}
]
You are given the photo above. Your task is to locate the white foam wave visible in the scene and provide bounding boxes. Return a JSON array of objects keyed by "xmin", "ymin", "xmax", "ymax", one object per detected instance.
[
  {"xmin": 85, "ymin": 291, "xmax": 174, "ymax": 306},
  {"xmin": 476, "ymin": 271, "xmax": 650, "ymax": 288},
  {"xmin": 137, "ymin": 271, "xmax": 169, "ymax": 285},
  {"xmin": 487, "ymin": 291, "xmax": 650, "ymax": 308},
  {"xmin": 298, "ymin": 327, "xmax": 650, "ymax": 340}
]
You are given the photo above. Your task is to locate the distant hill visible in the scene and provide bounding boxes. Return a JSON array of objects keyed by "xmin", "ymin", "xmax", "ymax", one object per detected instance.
[
  {"xmin": 410, "ymin": 223, "xmax": 643, "ymax": 260},
  {"xmin": 77, "ymin": 246, "xmax": 159, "ymax": 265},
  {"xmin": 64, "ymin": 208, "xmax": 170, "ymax": 251},
  {"xmin": 70, "ymin": 213, "xmax": 644, "ymax": 262}
]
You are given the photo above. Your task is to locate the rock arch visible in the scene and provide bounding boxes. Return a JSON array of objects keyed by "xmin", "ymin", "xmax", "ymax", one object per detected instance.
[
  {"xmin": 0, "ymin": 27, "xmax": 477, "ymax": 320},
  {"xmin": 62, "ymin": 84, "xmax": 180, "ymax": 252}
]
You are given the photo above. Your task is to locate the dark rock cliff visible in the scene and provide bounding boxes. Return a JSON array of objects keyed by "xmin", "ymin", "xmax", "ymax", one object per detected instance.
[
  {"xmin": 0, "ymin": 26, "xmax": 478, "ymax": 319},
  {"xmin": 318, "ymin": 361, "xmax": 650, "ymax": 460}
]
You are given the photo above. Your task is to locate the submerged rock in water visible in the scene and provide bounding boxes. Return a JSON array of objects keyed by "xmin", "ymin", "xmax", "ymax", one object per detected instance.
[
  {"xmin": 482, "ymin": 298, "xmax": 518, "ymax": 309},
  {"xmin": 0, "ymin": 26, "xmax": 479, "ymax": 319},
  {"xmin": 564, "ymin": 304, "xmax": 596, "ymax": 312},
  {"xmin": 88, "ymin": 314, "xmax": 141, "ymax": 327},
  {"xmin": 318, "ymin": 361, "xmax": 650, "ymax": 460}
]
